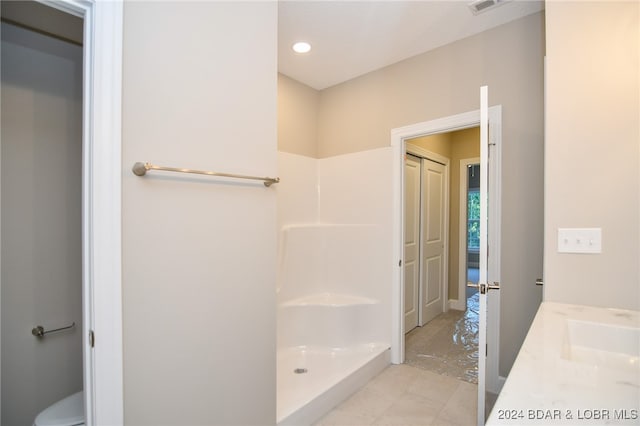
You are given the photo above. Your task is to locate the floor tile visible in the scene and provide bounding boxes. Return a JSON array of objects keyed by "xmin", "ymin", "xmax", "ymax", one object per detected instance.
[
  {"xmin": 434, "ymin": 381, "xmax": 478, "ymax": 426},
  {"xmin": 335, "ymin": 386, "xmax": 397, "ymax": 421},
  {"xmin": 314, "ymin": 364, "xmax": 480, "ymax": 426},
  {"xmin": 315, "ymin": 289, "xmax": 485, "ymax": 426},
  {"xmin": 372, "ymin": 393, "xmax": 442, "ymax": 425},
  {"xmin": 364, "ymin": 364, "xmax": 417, "ymax": 399},
  {"xmin": 314, "ymin": 409, "xmax": 376, "ymax": 426},
  {"xmin": 406, "ymin": 369, "xmax": 461, "ymax": 404}
]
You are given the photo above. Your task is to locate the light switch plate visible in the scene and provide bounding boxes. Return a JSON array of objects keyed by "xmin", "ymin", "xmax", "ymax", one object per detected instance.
[{"xmin": 557, "ymin": 228, "xmax": 602, "ymax": 254}]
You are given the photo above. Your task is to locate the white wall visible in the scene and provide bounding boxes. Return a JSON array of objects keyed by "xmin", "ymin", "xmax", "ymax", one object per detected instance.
[
  {"xmin": 544, "ymin": 1, "xmax": 639, "ymax": 310},
  {"xmin": 1, "ymin": 23, "xmax": 83, "ymax": 426},
  {"xmin": 319, "ymin": 149, "xmax": 393, "ymax": 343},
  {"xmin": 318, "ymin": 148, "xmax": 393, "ymax": 228},
  {"xmin": 278, "ymin": 224, "xmax": 385, "ymax": 301},
  {"xmin": 277, "ymin": 149, "xmax": 393, "ymax": 344},
  {"xmin": 121, "ymin": 2, "xmax": 278, "ymax": 424},
  {"xmin": 277, "ymin": 152, "xmax": 318, "ymax": 232}
]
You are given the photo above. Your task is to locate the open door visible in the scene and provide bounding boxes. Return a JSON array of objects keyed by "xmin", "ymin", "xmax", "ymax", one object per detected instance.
[
  {"xmin": 468, "ymin": 86, "xmax": 500, "ymax": 425},
  {"xmin": 404, "ymin": 154, "xmax": 421, "ymax": 332},
  {"xmin": 2, "ymin": 1, "xmax": 124, "ymax": 425}
]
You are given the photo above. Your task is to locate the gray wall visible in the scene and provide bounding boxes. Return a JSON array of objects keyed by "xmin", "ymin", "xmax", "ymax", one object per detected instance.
[
  {"xmin": 315, "ymin": 12, "xmax": 545, "ymax": 377},
  {"xmin": 544, "ymin": 2, "xmax": 639, "ymax": 310},
  {"xmin": 1, "ymin": 23, "xmax": 83, "ymax": 426},
  {"xmin": 121, "ymin": 2, "xmax": 278, "ymax": 424},
  {"xmin": 278, "ymin": 74, "xmax": 319, "ymax": 157}
]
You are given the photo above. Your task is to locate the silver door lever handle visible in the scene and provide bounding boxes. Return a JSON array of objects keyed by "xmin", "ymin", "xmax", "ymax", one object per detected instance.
[
  {"xmin": 535, "ymin": 278, "xmax": 544, "ymax": 286},
  {"xmin": 467, "ymin": 282, "xmax": 500, "ymax": 294}
]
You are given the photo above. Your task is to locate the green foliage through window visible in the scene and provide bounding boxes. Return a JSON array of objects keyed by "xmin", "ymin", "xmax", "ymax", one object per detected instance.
[{"xmin": 467, "ymin": 190, "xmax": 480, "ymax": 249}]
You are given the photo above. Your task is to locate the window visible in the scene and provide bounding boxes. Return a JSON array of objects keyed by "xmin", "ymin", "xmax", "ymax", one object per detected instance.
[{"xmin": 467, "ymin": 189, "xmax": 480, "ymax": 250}]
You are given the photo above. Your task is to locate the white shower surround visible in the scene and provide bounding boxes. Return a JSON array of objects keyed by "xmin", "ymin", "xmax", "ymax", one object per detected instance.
[
  {"xmin": 276, "ymin": 225, "xmax": 389, "ymax": 425},
  {"xmin": 276, "ymin": 150, "xmax": 394, "ymax": 425}
]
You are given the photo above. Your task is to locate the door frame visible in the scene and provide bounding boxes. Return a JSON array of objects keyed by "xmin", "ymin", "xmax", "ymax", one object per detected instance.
[
  {"xmin": 456, "ymin": 157, "xmax": 481, "ymax": 312},
  {"xmin": 390, "ymin": 106, "xmax": 502, "ymax": 393},
  {"xmin": 36, "ymin": 1, "xmax": 124, "ymax": 424},
  {"xmin": 405, "ymin": 145, "xmax": 450, "ymax": 326}
]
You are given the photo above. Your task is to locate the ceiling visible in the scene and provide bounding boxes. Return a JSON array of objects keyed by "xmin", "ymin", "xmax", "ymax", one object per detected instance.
[{"xmin": 278, "ymin": 1, "xmax": 544, "ymax": 90}]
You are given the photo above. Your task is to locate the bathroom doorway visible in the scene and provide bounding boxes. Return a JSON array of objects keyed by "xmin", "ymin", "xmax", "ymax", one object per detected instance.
[
  {"xmin": 402, "ymin": 128, "xmax": 481, "ymax": 384},
  {"xmin": 1, "ymin": 1, "xmax": 123, "ymax": 424},
  {"xmin": 1, "ymin": 5, "xmax": 83, "ymax": 424},
  {"xmin": 391, "ymin": 104, "xmax": 503, "ymax": 397}
]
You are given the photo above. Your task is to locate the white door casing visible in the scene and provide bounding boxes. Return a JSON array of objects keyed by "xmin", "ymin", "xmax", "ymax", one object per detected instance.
[
  {"xmin": 391, "ymin": 105, "xmax": 502, "ymax": 399},
  {"xmin": 404, "ymin": 154, "xmax": 421, "ymax": 332},
  {"xmin": 420, "ymin": 158, "xmax": 446, "ymax": 325},
  {"xmin": 34, "ymin": 1, "xmax": 124, "ymax": 425}
]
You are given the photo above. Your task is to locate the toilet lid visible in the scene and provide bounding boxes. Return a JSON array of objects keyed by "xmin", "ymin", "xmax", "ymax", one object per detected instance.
[{"xmin": 34, "ymin": 391, "xmax": 84, "ymax": 426}]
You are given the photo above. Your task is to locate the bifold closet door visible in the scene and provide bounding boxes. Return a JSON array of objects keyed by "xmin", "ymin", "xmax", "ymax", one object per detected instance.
[
  {"xmin": 403, "ymin": 154, "xmax": 421, "ymax": 332},
  {"xmin": 420, "ymin": 157, "xmax": 446, "ymax": 325}
]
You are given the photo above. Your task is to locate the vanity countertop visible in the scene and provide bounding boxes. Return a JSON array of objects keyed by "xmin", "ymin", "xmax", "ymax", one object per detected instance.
[{"xmin": 487, "ymin": 302, "xmax": 640, "ymax": 425}]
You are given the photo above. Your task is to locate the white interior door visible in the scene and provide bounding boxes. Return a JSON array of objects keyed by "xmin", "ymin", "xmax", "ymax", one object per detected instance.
[
  {"xmin": 474, "ymin": 85, "xmax": 500, "ymax": 426},
  {"xmin": 420, "ymin": 158, "xmax": 446, "ymax": 325},
  {"xmin": 404, "ymin": 154, "xmax": 421, "ymax": 332}
]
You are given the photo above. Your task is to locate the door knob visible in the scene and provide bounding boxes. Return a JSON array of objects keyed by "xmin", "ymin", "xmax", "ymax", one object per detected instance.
[{"xmin": 535, "ymin": 278, "xmax": 544, "ymax": 286}]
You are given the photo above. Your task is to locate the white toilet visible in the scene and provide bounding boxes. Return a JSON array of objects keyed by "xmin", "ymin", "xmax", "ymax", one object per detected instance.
[{"xmin": 33, "ymin": 391, "xmax": 84, "ymax": 426}]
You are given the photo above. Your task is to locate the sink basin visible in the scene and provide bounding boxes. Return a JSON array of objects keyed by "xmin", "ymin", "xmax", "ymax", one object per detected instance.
[{"xmin": 562, "ymin": 319, "xmax": 640, "ymax": 372}]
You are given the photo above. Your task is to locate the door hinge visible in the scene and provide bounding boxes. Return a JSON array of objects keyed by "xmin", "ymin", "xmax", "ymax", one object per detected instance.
[
  {"xmin": 89, "ymin": 330, "xmax": 95, "ymax": 348},
  {"xmin": 399, "ymin": 259, "xmax": 402, "ymax": 267},
  {"xmin": 486, "ymin": 343, "xmax": 488, "ymax": 356}
]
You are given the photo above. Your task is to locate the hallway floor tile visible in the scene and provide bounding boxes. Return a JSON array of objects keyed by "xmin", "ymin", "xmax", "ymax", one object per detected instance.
[{"xmin": 314, "ymin": 364, "xmax": 478, "ymax": 426}]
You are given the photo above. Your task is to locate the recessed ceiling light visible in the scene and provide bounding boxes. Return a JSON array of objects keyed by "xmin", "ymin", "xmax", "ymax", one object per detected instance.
[{"xmin": 292, "ymin": 41, "xmax": 311, "ymax": 54}]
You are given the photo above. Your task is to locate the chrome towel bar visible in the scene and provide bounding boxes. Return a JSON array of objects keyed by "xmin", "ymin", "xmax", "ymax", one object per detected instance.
[
  {"xmin": 132, "ymin": 162, "xmax": 280, "ymax": 187},
  {"xmin": 32, "ymin": 322, "xmax": 76, "ymax": 338}
]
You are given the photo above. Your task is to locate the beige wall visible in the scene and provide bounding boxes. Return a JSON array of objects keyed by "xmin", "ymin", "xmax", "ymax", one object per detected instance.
[
  {"xmin": 410, "ymin": 132, "xmax": 452, "ymax": 158},
  {"xmin": 122, "ymin": 2, "xmax": 277, "ymax": 424},
  {"xmin": 407, "ymin": 128, "xmax": 480, "ymax": 302},
  {"xmin": 278, "ymin": 74, "xmax": 319, "ymax": 157},
  {"xmin": 544, "ymin": 2, "xmax": 639, "ymax": 309},
  {"xmin": 316, "ymin": 12, "xmax": 545, "ymax": 377}
]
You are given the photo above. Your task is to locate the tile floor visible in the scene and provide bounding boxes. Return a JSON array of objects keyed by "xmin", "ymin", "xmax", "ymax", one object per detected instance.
[
  {"xmin": 315, "ymin": 273, "xmax": 488, "ymax": 426},
  {"xmin": 313, "ymin": 363, "xmax": 477, "ymax": 426}
]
